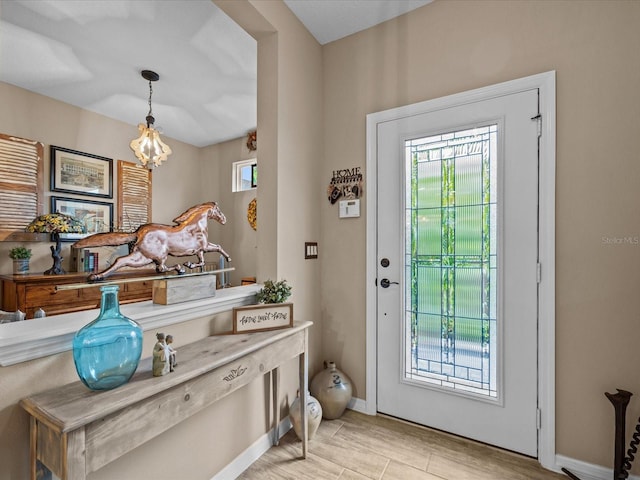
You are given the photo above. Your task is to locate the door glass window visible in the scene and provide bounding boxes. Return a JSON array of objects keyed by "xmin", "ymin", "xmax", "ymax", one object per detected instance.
[{"xmin": 404, "ymin": 125, "xmax": 498, "ymax": 397}]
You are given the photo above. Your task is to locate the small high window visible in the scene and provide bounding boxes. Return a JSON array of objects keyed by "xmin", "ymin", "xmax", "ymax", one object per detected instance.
[{"xmin": 232, "ymin": 158, "xmax": 257, "ymax": 192}]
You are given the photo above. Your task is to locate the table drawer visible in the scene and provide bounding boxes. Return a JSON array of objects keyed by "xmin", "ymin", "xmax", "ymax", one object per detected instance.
[
  {"xmin": 123, "ymin": 280, "xmax": 153, "ymax": 295},
  {"xmin": 25, "ymin": 285, "xmax": 82, "ymax": 306}
]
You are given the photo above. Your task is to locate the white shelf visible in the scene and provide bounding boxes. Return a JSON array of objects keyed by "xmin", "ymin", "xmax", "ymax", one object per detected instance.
[{"xmin": 0, "ymin": 285, "xmax": 260, "ymax": 366}]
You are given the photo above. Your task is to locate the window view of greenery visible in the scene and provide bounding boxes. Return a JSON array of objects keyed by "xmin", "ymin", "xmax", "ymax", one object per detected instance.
[{"xmin": 405, "ymin": 125, "xmax": 498, "ymax": 397}]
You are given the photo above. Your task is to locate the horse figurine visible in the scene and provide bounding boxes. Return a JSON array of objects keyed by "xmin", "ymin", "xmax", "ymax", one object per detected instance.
[{"xmin": 73, "ymin": 202, "xmax": 231, "ymax": 281}]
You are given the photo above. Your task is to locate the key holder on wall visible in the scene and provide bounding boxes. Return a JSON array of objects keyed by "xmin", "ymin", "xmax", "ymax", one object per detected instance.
[{"xmin": 327, "ymin": 166, "xmax": 363, "ymax": 205}]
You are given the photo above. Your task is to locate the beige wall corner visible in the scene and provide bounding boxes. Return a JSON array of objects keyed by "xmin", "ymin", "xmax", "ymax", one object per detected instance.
[
  {"xmin": 220, "ymin": 0, "xmax": 324, "ymax": 375},
  {"xmin": 200, "ymin": 138, "xmax": 257, "ymax": 286}
]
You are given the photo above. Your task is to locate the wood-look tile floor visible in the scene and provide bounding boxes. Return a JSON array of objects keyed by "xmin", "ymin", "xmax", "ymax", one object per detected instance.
[{"xmin": 238, "ymin": 410, "xmax": 566, "ymax": 479}]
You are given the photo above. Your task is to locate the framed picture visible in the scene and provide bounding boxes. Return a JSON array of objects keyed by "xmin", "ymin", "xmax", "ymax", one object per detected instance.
[
  {"xmin": 50, "ymin": 146, "xmax": 113, "ymax": 198},
  {"xmin": 51, "ymin": 196, "xmax": 113, "ymax": 241},
  {"xmin": 232, "ymin": 303, "xmax": 293, "ymax": 334}
]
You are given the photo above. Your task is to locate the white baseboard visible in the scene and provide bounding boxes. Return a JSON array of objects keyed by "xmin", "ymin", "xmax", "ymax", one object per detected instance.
[
  {"xmin": 211, "ymin": 399, "xmax": 367, "ymax": 479},
  {"xmin": 211, "ymin": 417, "xmax": 292, "ymax": 480},
  {"xmin": 556, "ymin": 454, "xmax": 640, "ymax": 480},
  {"xmin": 348, "ymin": 396, "xmax": 368, "ymax": 414}
]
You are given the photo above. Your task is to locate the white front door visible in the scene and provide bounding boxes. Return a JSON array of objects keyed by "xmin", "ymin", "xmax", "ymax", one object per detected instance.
[{"xmin": 375, "ymin": 87, "xmax": 539, "ymax": 456}]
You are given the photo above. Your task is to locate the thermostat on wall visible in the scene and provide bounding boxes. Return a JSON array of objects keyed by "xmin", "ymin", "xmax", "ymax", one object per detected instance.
[{"xmin": 339, "ymin": 199, "xmax": 360, "ymax": 218}]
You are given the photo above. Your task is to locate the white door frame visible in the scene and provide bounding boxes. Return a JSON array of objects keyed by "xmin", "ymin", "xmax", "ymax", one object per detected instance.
[{"xmin": 365, "ymin": 71, "xmax": 556, "ymax": 469}]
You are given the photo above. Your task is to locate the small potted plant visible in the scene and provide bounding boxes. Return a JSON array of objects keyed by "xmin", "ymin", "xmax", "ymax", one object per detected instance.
[
  {"xmin": 256, "ymin": 279, "xmax": 292, "ymax": 304},
  {"xmin": 9, "ymin": 246, "xmax": 32, "ymax": 274}
]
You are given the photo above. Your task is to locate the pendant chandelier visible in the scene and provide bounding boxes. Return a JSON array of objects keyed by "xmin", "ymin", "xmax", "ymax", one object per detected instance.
[{"xmin": 130, "ymin": 70, "xmax": 172, "ymax": 169}]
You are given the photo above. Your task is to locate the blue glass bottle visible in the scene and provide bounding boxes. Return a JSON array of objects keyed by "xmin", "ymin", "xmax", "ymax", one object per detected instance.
[{"xmin": 73, "ymin": 285, "xmax": 143, "ymax": 390}]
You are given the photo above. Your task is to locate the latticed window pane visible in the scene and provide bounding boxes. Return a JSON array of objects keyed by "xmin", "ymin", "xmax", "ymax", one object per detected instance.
[{"xmin": 405, "ymin": 125, "xmax": 498, "ymax": 397}]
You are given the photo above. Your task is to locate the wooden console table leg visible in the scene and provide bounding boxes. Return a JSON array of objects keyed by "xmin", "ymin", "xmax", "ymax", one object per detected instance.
[
  {"xmin": 299, "ymin": 346, "xmax": 308, "ymax": 458},
  {"xmin": 29, "ymin": 417, "xmax": 37, "ymax": 480},
  {"xmin": 272, "ymin": 367, "xmax": 280, "ymax": 446},
  {"xmin": 62, "ymin": 429, "xmax": 86, "ymax": 480}
]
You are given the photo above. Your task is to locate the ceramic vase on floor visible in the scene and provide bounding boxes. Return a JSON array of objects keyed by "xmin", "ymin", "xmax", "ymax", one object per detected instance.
[
  {"xmin": 310, "ymin": 361, "xmax": 353, "ymax": 419},
  {"xmin": 290, "ymin": 391, "xmax": 322, "ymax": 441},
  {"xmin": 72, "ymin": 285, "xmax": 143, "ymax": 391}
]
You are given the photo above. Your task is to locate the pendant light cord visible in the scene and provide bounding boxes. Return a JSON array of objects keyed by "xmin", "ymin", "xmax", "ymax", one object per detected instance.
[{"xmin": 147, "ymin": 80, "xmax": 154, "ymax": 122}]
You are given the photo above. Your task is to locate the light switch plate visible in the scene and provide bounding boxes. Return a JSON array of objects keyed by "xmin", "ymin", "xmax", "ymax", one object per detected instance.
[
  {"xmin": 305, "ymin": 242, "xmax": 318, "ymax": 259},
  {"xmin": 339, "ymin": 199, "xmax": 360, "ymax": 218}
]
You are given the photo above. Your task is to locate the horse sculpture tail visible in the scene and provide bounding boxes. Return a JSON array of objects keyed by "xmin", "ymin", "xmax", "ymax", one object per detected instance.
[{"xmin": 73, "ymin": 232, "xmax": 138, "ymax": 249}]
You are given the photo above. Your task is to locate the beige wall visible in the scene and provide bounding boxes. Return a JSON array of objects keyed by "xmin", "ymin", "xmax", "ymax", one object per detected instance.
[
  {"xmin": 320, "ymin": 0, "xmax": 640, "ymax": 471},
  {"xmin": 247, "ymin": 0, "xmax": 324, "ymax": 374},
  {"xmin": 200, "ymin": 138, "xmax": 258, "ymax": 286}
]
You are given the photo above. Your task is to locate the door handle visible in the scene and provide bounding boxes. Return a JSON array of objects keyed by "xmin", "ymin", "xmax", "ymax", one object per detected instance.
[{"xmin": 380, "ymin": 278, "xmax": 399, "ymax": 288}]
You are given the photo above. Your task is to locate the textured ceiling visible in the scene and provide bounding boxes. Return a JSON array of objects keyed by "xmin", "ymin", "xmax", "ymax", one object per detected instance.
[
  {"xmin": 0, "ymin": 0, "xmax": 257, "ymax": 148},
  {"xmin": 0, "ymin": 0, "xmax": 432, "ymax": 148},
  {"xmin": 284, "ymin": 0, "xmax": 431, "ymax": 45}
]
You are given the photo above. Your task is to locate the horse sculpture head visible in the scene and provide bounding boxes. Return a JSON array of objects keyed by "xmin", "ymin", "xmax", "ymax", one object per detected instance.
[
  {"xmin": 172, "ymin": 202, "xmax": 226, "ymax": 226},
  {"xmin": 207, "ymin": 202, "xmax": 227, "ymax": 225}
]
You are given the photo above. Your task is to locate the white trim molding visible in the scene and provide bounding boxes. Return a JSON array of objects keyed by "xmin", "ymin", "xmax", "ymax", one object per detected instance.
[
  {"xmin": 556, "ymin": 454, "xmax": 640, "ymax": 480},
  {"xmin": 211, "ymin": 401, "xmax": 369, "ymax": 480},
  {"xmin": 211, "ymin": 416, "xmax": 292, "ymax": 480},
  {"xmin": 0, "ymin": 285, "xmax": 261, "ymax": 366},
  {"xmin": 347, "ymin": 396, "xmax": 368, "ymax": 414},
  {"xmin": 365, "ymin": 71, "xmax": 556, "ymax": 467}
]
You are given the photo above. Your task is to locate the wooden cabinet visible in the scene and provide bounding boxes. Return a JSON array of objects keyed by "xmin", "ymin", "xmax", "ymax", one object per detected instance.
[{"xmin": 1, "ymin": 271, "xmax": 156, "ymax": 319}]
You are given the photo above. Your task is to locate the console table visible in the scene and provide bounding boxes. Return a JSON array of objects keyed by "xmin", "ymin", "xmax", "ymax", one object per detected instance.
[{"xmin": 20, "ymin": 321, "xmax": 311, "ymax": 480}]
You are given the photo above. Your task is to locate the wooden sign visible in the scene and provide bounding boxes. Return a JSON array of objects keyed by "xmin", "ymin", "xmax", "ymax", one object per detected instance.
[{"xmin": 232, "ymin": 303, "xmax": 293, "ymax": 333}]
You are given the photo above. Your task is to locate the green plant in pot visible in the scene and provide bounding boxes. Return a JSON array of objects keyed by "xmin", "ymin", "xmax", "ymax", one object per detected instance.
[
  {"xmin": 9, "ymin": 246, "xmax": 32, "ymax": 274},
  {"xmin": 256, "ymin": 279, "xmax": 292, "ymax": 304}
]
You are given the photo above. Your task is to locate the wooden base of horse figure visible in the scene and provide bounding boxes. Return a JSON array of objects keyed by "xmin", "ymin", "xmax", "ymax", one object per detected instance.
[{"xmin": 73, "ymin": 202, "xmax": 231, "ymax": 281}]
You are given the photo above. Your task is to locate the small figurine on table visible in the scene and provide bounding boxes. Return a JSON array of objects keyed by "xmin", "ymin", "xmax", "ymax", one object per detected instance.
[
  {"xmin": 152, "ymin": 332, "xmax": 171, "ymax": 377},
  {"xmin": 166, "ymin": 334, "xmax": 177, "ymax": 372}
]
